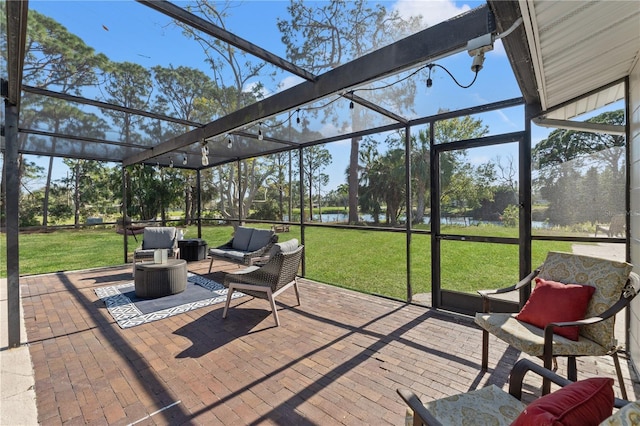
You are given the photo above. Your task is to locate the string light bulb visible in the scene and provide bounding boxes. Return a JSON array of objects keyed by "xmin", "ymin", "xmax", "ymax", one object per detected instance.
[
  {"xmin": 182, "ymin": 155, "xmax": 188, "ymax": 165},
  {"xmin": 258, "ymin": 122, "xmax": 263, "ymax": 140},
  {"xmin": 169, "ymin": 158, "xmax": 174, "ymax": 168},
  {"xmin": 426, "ymin": 64, "xmax": 434, "ymax": 88},
  {"xmin": 201, "ymin": 140, "xmax": 209, "ymax": 166},
  {"xmin": 227, "ymin": 138, "xmax": 233, "ymax": 149},
  {"xmin": 296, "ymin": 109, "xmax": 301, "ymax": 124}
]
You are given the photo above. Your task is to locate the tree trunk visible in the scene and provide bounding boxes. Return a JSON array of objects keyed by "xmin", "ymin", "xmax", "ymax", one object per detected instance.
[
  {"xmin": 74, "ymin": 163, "xmax": 81, "ymax": 229},
  {"xmin": 414, "ymin": 181, "xmax": 426, "ymax": 225},
  {"xmin": 42, "ymin": 155, "xmax": 54, "ymax": 228},
  {"xmin": 184, "ymin": 184, "xmax": 192, "ymax": 225},
  {"xmin": 308, "ymin": 175, "xmax": 314, "ymax": 222}
]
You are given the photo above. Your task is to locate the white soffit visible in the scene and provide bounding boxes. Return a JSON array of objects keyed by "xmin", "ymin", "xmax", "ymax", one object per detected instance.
[{"xmin": 519, "ymin": 0, "xmax": 640, "ymax": 119}]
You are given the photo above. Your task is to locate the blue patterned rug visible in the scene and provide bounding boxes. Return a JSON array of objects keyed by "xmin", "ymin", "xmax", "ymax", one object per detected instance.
[{"xmin": 95, "ymin": 274, "xmax": 243, "ymax": 328}]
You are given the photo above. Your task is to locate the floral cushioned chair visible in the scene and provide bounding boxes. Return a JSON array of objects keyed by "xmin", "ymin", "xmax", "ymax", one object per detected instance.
[
  {"xmin": 398, "ymin": 358, "xmax": 638, "ymax": 426},
  {"xmin": 474, "ymin": 251, "xmax": 638, "ymax": 397}
]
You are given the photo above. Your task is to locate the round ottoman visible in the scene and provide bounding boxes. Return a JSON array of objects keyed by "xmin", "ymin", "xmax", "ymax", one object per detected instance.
[{"xmin": 134, "ymin": 259, "xmax": 187, "ymax": 298}]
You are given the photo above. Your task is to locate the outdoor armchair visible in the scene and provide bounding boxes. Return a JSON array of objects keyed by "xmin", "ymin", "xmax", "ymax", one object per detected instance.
[
  {"xmin": 132, "ymin": 227, "xmax": 180, "ymax": 274},
  {"xmin": 595, "ymin": 214, "xmax": 626, "ymax": 237},
  {"xmin": 475, "ymin": 251, "xmax": 638, "ymax": 397},
  {"xmin": 397, "ymin": 358, "xmax": 635, "ymax": 426},
  {"xmin": 222, "ymin": 243, "xmax": 304, "ymax": 326}
]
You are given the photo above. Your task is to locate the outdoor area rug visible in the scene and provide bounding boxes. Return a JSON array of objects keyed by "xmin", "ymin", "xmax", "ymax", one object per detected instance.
[{"xmin": 95, "ymin": 273, "xmax": 243, "ymax": 329}]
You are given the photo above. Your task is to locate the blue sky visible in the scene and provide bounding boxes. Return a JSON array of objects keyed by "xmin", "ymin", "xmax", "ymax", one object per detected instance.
[{"xmin": 23, "ymin": 0, "xmax": 605, "ymax": 192}]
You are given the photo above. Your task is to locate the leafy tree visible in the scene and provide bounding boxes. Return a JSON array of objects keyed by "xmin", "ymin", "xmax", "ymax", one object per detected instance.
[
  {"xmin": 324, "ymin": 184, "xmax": 349, "ymax": 210},
  {"xmin": 21, "ymin": 10, "xmax": 109, "ymax": 90},
  {"xmin": 533, "ymin": 110, "xmax": 625, "ymax": 225},
  {"xmin": 151, "ymin": 65, "xmax": 220, "ymax": 224},
  {"xmin": 381, "ymin": 115, "xmax": 488, "ymax": 224},
  {"xmin": 296, "ymin": 146, "xmax": 332, "ymax": 221},
  {"xmin": 278, "ymin": 0, "xmax": 421, "ymax": 224},
  {"xmin": 13, "ymin": 160, "xmax": 46, "ymax": 227},
  {"xmin": 1, "ymin": 9, "xmax": 108, "ymax": 227},
  {"xmin": 369, "ymin": 148, "xmax": 406, "ymax": 226},
  {"xmin": 60, "ymin": 159, "xmax": 109, "ymax": 227},
  {"xmin": 533, "ymin": 110, "xmax": 625, "ymax": 176},
  {"xmin": 35, "ymin": 99, "xmax": 109, "ymax": 226},
  {"xmin": 175, "ymin": 0, "xmax": 274, "ymax": 224},
  {"xmin": 101, "ymin": 61, "xmax": 153, "ymax": 145}
]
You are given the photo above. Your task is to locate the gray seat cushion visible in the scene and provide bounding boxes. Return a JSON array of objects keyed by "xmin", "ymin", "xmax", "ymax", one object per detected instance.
[
  {"xmin": 247, "ymin": 228, "xmax": 274, "ymax": 252},
  {"xmin": 268, "ymin": 238, "xmax": 299, "ymax": 257},
  {"xmin": 209, "ymin": 247, "xmax": 248, "ymax": 263},
  {"xmin": 222, "ymin": 250, "xmax": 248, "ymax": 262},
  {"xmin": 231, "ymin": 227, "xmax": 254, "ymax": 251}
]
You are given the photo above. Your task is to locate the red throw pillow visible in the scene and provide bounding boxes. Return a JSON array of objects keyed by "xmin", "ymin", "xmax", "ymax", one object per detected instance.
[
  {"xmin": 515, "ymin": 278, "xmax": 595, "ymax": 341},
  {"xmin": 511, "ymin": 377, "xmax": 614, "ymax": 426}
]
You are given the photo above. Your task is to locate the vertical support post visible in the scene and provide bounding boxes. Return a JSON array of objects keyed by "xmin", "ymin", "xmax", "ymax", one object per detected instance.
[
  {"xmin": 624, "ymin": 76, "xmax": 631, "ymax": 264},
  {"xmin": 429, "ymin": 121, "xmax": 441, "ymax": 309},
  {"xmin": 624, "ymin": 76, "xmax": 631, "ymax": 352},
  {"xmin": 237, "ymin": 158, "xmax": 242, "ymax": 224},
  {"xmin": 520, "ymin": 104, "xmax": 535, "ymax": 306},
  {"xmin": 121, "ymin": 166, "xmax": 129, "ymax": 264},
  {"xmin": 404, "ymin": 125, "xmax": 413, "ymax": 302},
  {"xmin": 299, "ymin": 147, "xmax": 305, "ymax": 276},
  {"xmin": 288, "ymin": 150, "xmax": 293, "ymax": 222},
  {"xmin": 5, "ymin": 100, "xmax": 21, "ymax": 348},
  {"xmin": 196, "ymin": 169, "xmax": 202, "ymax": 238}
]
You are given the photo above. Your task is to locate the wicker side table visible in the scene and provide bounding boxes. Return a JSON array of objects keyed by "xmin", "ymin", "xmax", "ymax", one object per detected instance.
[{"xmin": 134, "ymin": 259, "xmax": 187, "ymax": 298}]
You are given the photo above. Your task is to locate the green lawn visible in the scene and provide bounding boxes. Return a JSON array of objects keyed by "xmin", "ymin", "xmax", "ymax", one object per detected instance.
[{"xmin": 2, "ymin": 224, "xmax": 574, "ymax": 300}]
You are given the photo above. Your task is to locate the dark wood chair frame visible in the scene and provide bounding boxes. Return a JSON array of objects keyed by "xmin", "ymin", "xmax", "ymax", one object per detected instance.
[{"xmin": 397, "ymin": 358, "xmax": 631, "ymax": 426}]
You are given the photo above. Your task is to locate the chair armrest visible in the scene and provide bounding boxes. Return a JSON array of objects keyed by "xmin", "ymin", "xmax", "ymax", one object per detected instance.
[
  {"xmin": 542, "ymin": 281, "xmax": 639, "ymax": 350},
  {"xmin": 509, "ymin": 358, "xmax": 630, "ymax": 408},
  {"xmin": 396, "ymin": 389, "xmax": 444, "ymax": 426},
  {"xmin": 242, "ymin": 241, "xmax": 276, "ymax": 264},
  {"xmin": 478, "ymin": 268, "xmax": 540, "ymax": 299},
  {"xmin": 248, "ymin": 255, "xmax": 270, "ymax": 266},
  {"xmin": 478, "ymin": 268, "xmax": 541, "ymax": 313},
  {"xmin": 508, "ymin": 358, "xmax": 574, "ymax": 400},
  {"xmin": 214, "ymin": 239, "xmax": 234, "ymax": 250}
]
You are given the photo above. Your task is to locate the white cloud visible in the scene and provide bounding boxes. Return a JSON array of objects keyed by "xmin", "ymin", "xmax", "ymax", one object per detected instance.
[
  {"xmin": 243, "ymin": 81, "xmax": 271, "ymax": 99},
  {"xmin": 278, "ymin": 75, "xmax": 305, "ymax": 92},
  {"xmin": 491, "ymin": 38, "xmax": 506, "ymax": 57},
  {"xmin": 392, "ymin": 1, "xmax": 509, "ymax": 59},
  {"xmin": 392, "ymin": 0, "xmax": 471, "ymax": 28}
]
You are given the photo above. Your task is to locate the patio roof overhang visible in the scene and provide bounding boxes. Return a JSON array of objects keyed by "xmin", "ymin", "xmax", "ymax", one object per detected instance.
[
  {"xmin": 5, "ymin": 1, "xmax": 499, "ymax": 170},
  {"xmin": 489, "ymin": 0, "xmax": 639, "ymax": 129},
  {"xmin": 4, "ymin": 1, "xmax": 639, "ymax": 168}
]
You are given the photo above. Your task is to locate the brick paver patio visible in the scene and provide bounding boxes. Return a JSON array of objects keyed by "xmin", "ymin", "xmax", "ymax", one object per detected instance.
[{"xmin": 19, "ymin": 258, "xmax": 639, "ymax": 425}]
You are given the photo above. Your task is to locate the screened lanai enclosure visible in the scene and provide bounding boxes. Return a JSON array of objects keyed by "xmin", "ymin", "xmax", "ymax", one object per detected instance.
[{"xmin": 3, "ymin": 0, "xmax": 634, "ymax": 349}]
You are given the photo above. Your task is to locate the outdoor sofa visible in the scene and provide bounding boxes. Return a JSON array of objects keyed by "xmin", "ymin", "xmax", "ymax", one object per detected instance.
[{"xmin": 208, "ymin": 226, "xmax": 278, "ymax": 272}]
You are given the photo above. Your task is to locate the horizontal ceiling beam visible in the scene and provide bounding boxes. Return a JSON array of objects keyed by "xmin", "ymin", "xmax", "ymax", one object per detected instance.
[
  {"xmin": 22, "ymin": 85, "xmax": 203, "ymax": 128},
  {"xmin": 348, "ymin": 92, "xmax": 409, "ymax": 125},
  {"xmin": 137, "ymin": 0, "xmax": 316, "ymax": 82},
  {"xmin": 124, "ymin": 4, "xmax": 495, "ymax": 166},
  {"xmin": 19, "ymin": 127, "xmax": 144, "ymax": 149}
]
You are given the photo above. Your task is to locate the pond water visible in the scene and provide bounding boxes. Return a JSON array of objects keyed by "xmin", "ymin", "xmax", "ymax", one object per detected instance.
[{"xmin": 295, "ymin": 212, "xmax": 551, "ymax": 228}]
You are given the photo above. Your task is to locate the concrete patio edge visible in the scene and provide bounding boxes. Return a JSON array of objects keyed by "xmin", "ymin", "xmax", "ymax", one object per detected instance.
[{"xmin": 1, "ymin": 278, "xmax": 38, "ymax": 426}]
